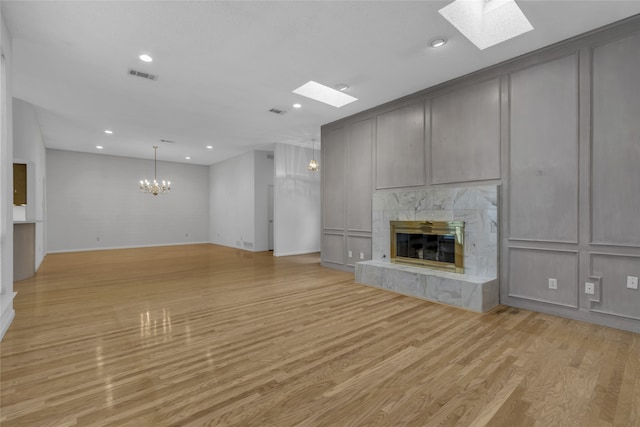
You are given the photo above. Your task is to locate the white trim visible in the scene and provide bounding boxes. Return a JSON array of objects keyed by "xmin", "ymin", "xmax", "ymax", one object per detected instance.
[
  {"xmin": 273, "ymin": 250, "xmax": 320, "ymax": 257},
  {"xmin": 46, "ymin": 241, "xmax": 211, "ymax": 254},
  {"xmin": 0, "ymin": 292, "xmax": 17, "ymax": 341}
]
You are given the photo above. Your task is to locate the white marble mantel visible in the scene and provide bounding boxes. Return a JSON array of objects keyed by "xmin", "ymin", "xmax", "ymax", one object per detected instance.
[{"xmin": 356, "ymin": 185, "xmax": 499, "ymax": 313}]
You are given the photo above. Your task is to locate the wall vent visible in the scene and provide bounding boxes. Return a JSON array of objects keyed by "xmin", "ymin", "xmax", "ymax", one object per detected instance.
[
  {"xmin": 269, "ymin": 108, "xmax": 286, "ymax": 115},
  {"xmin": 128, "ymin": 68, "xmax": 158, "ymax": 81}
]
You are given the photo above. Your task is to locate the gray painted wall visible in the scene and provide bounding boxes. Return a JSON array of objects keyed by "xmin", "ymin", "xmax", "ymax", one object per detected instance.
[
  {"xmin": 273, "ymin": 143, "xmax": 321, "ymax": 257},
  {"xmin": 320, "ymin": 16, "xmax": 640, "ymax": 332},
  {"xmin": 47, "ymin": 149, "xmax": 210, "ymax": 252}
]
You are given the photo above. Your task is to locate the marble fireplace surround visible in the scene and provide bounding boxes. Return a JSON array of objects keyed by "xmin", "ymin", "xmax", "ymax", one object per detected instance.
[{"xmin": 355, "ymin": 185, "xmax": 499, "ymax": 313}]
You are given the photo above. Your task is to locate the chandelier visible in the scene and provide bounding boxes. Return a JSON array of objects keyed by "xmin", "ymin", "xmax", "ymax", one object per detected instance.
[
  {"xmin": 307, "ymin": 138, "xmax": 320, "ymax": 172},
  {"xmin": 139, "ymin": 146, "xmax": 171, "ymax": 196}
]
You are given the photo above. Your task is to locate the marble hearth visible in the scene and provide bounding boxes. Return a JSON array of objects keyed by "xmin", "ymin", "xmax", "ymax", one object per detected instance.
[{"xmin": 355, "ymin": 185, "xmax": 499, "ymax": 313}]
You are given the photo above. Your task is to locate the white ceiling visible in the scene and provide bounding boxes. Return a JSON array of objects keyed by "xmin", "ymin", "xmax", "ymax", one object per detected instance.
[{"xmin": 3, "ymin": 1, "xmax": 640, "ymax": 165}]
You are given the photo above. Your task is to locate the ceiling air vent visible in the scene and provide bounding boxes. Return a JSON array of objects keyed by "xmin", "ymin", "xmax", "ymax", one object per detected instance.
[
  {"xmin": 269, "ymin": 108, "xmax": 286, "ymax": 115},
  {"xmin": 160, "ymin": 139, "xmax": 175, "ymax": 143},
  {"xmin": 128, "ymin": 68, "xmax": 158, "ymax": 81}
]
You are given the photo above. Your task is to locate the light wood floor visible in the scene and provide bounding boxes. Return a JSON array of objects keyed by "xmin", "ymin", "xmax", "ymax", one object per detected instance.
[{"xmin": 1, "ymin": 244, "xmax": 638, "ymax": 426}]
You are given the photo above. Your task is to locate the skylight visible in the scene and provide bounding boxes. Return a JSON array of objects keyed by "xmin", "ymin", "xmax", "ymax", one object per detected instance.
[
  {"xmin": 439, "ymin": 0, "xmax": 533, "ymax": 50},
  {"xmin": 292, "ymin": 81, "xmax": 357, "ymax": 108}
]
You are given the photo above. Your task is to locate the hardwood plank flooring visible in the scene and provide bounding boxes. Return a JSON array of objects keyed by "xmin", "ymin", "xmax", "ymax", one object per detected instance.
[{"xmin": 1, "ymin": 244, "xmax": 638, "ymax": 426}]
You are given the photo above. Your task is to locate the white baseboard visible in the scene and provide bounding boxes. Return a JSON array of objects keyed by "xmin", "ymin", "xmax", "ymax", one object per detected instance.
[
  {"xmin": 47, "ymin": 241, "xmax": 211, "ymax": 254},
  {"xmin": 0, "ymin": 293, "xmax": 17, "ymax": 341},
  {"xmin": 273, "ymin": 250, "xmax": 320, "ymax": 257}
]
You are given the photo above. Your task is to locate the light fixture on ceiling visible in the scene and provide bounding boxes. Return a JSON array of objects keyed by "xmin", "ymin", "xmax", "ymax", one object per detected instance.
[
  {"xmin": 139, "ymin": 54, "xmax": 153, "ymax": 62},
  {"xmin": 185, "ymin": 156, "xmax": 191, "ymax": 160},
  {"xmin": 104, "ymin": 130, "xmax": 113, "ymax": 134},
  {"xmin": 439, "ymin": 0, "xmax": 533, "ymax": 50},
  {"xmin": 139, "ymin": 146, "xmax": 171, "ymax": 196},
  {"xmin": 96, "ymin": 145, "xmax": 103, "ymax": 150},
  {"xmin": 206, "ymin": 145, "xmax": 213, "ymax": 149},
  {"xmin": 307, "ymin": 139, "xmax": 320, "ymax": 172},
  {"xmin": 293, "ymin": 81, "xmax": 357, "ymax": 108},
  {"xmin": 334, "ymin": 83, "xmax": 349, "ymax": 91},
  {"xmin": 293, "ymin": 103, "xmax": 302, "ymax": 109},
  {"xmin": 430, "ymin": 38, "xmax": 447, "ymax": 48}
]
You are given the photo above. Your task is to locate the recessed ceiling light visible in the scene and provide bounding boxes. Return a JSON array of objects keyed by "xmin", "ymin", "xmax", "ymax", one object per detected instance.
[
  {"xmin": 185, "ymin": 156, "xmax": 191, "ymax": 160},
  {"xmin": 293, "ymin": 81, "xmax": 357, "ymax": 108},
  {"xmin": 335, "ymin": 83, "xmax": 349, "ymax": 91},
  {"xmin": 206, "ymin": 145, "xmax": 213, "ymax": 149},
  {"xmin": 96, "ymin": 145, "xmax": 103, "ymax": 150},
  {"xmin": 139, "ymin": 54, "xmax": 153, "ymax": 62},
  {"xmin": 293, "ymin": 103, "xmax": 302, "ymax": 109},
  {"xmin": 104, "ymin": 130, "xmax": 113, "ymax": 134},
  {"xmin": 439, "ymin": 0, "xmax": 533, "ymax": 50},
  {"xmin": 430, "ymin": 38, "xmax": 447, "ymax": 48}
]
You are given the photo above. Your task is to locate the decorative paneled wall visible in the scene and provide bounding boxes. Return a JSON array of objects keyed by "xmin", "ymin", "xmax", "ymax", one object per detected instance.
[
  {"xmin": 508, "ymin": 248, "xmax": 579, "ymax": 308},
  {"xmin": 591, "ymin": 33, "xmax": 640, "ymax": 246},
  {"xmin": 321, "ymin": 16, "xmax": 640, "ymax": 332},
  {"xmin": 509, "ymin": 54, "xmax": 579, "ymax": 243},
  {"xmin": 321, "ymin": 118, "xmax": 374, "ymax": 271},
  {"xmin": 376, "ymin": 103, "xmax": 425, "ymax": 189},
  {"xmin": 431, "ymin": 78, "xmax": 501, "ymax": 184}
]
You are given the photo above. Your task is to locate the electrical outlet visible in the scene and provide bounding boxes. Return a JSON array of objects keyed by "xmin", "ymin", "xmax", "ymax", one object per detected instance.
[
  {"xmin": 360, "ymin": 252, "xmax": 364, "ymax": 260},
  {"xmin": 627, "ymin": 276, "xmax": 639, "ymax": 290},
  {"xmin": 585, "ymin": 282, "xmax": 595, "ymax": 295},
  {"xmin": 548, "ymin": 278, "xmax": 557, "ymax": 290},
  {"xmin": 348, "ymin": 250, "xmax": 353, "ymax": 258}
]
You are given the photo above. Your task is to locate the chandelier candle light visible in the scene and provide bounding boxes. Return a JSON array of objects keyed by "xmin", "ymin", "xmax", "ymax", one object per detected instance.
[
  {"xmin": 307, "ymin": 138, "xmax": 319, "ymax": 172},
  {"xmin": 140, "ymin": 146, "xmax": 171, "ymax": 196}
]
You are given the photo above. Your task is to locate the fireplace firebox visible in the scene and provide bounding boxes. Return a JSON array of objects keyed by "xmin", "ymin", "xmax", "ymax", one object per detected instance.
[{"xmin": 390, "ymin": 221, "xmax": 464, "ymax": 273}]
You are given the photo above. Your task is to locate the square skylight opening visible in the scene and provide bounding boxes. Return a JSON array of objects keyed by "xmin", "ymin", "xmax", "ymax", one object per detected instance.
[
  {"xmin": 439, "ymin": 0, "xmax": 533, "ymax": 50},
  {"xmin": 292, "ymin": 81, "xmax": 358, "ymax": 108}
]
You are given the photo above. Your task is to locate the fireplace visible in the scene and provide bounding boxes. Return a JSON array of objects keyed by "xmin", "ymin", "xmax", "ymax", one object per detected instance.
[{"xmin": 390, "ymin": 221, "xmax": 464, "ymax": 273}]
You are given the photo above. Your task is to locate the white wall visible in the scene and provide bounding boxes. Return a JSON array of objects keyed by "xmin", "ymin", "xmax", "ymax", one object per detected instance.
[
  {"xmin": 46, "ymin": 149, "xmax": 210, "ymax": 252},
  {"xmin": 209, "ymin": 150, "xmax": 256, "ymax": 250},
  {"xmin": 273, "ymin": 143, "xmax": 321, "ymax": 256},
  {"xmin": 13, "ymin": 98, "xmax": 46, "ymax": 269},
  {"xmin": 254, "ymin": 151, "xmax": 274, "ymax": 251},
  {"xmin": 0, "ymin": 9, "xmax": 15, "ymax": 340}
]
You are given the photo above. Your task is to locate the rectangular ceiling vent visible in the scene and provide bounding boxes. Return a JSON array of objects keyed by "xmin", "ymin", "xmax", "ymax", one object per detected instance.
[
  {"xmin": 128, "ymin": 68, "xmax": 158, "ymax": 81},
  {"xmin": 160, "ymin": 139, "xmax": 175, "ymax": 143},
  {"xmin": 269, "ymin": 108, "xmax": 286, "ymax": 115}
]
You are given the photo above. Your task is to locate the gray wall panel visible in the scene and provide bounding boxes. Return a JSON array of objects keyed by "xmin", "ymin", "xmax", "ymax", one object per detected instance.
[
  {"xmin": 508, "ymin": 248, "xmax": 579, "ymax": 308},
  {"xmin": 322, "ymin": 233, "xmax": 345, "ymax": 265},
  {"xmin": 321, "ymin": 16, "xmax": 640, "ymax": 331},
  {"xmin": 431, "ymin": 78, "xmax": 501, "ymax": 184},
  {"xmin": 347, "ymin": 119, "xmax": 374, "ymax": 232},
  {"xmin": 509, "ymin": 54, "xmax": 579, "ymax": 242},
  {"xmin": 376, "ymin": 103, "xmax": 425, "ymax": 189},
  {"xmin": 592, "ymin": 34, "xmax": 640, "ymax": 246},
  {"xmin": 590, "ymin": 254, "xmax": 640, "ymax": 320},
  {"xmin": 322, "ymin": 127, "xmax": 346, "ymax": 230},
  {"xmin": 347, "ymin": 235, "xmax": 372, "ymax": 267}
]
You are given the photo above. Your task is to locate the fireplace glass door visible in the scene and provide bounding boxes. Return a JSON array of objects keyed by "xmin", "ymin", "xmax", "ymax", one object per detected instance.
[{"xmin": 390, "ymin": 221, "xmax": 464, "ymax": 273}]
